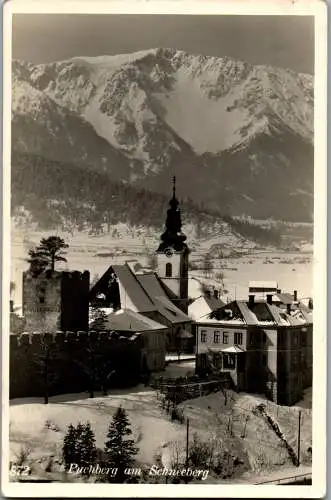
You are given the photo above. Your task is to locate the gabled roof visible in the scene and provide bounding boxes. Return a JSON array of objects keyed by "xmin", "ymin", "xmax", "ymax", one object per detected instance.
[
  {"xmin": 112, "ymin": 264, "xmax": 157, "ymax": 313},
  {"xmin": 188, "ymin": 295, "xmax": 225, "ymax": 321},
  {"xmin": 137, "ymin": 273, "xmax": 191, "ymax": 324},
  {"xmin": 198, "ymin": 299, "xmax": 311, "ymax": 328},
  {"xmin": 204, "ymin": 295, "xmax": 225, "ymax": 311},
  {"xmin": 275, "ymin": 293, "xmax": 294, "ymax": 305},
  {"xmin": 100, "ymin": 308, "xmax": 166, "ymax": 333}
]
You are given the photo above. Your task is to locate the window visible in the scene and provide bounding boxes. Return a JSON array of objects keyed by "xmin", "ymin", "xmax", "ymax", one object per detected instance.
[
  {"xmin": 234, "ymin": 332, "xmax": 243, "ymax": 345},
  {"xmin": 223, "ymin": 354, "xmax": 235, "ymax": 369},
  {"xmin": 200, "ymin": 330, "xmax": 207, "ymax": 343},
  {"xmin": 39, "ymin": 297, "xmax": 45, "ymax": 304},
  {"xmin": 214, "ymin": 331, "xmax": 220, "ymax": 343},
  {"xmin": 222, "ymin": 332, "xmax": 229, "ymax": 344},
  {"xmin": 165, "ymin": 263, "xmax": 172, "ymax": 277}
]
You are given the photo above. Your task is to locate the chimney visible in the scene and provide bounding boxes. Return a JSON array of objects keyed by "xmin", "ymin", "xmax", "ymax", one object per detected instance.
[
  {"xmin": 9, "ymin": 300, "xmax": 14, "ymax": 313},
  {"xmin": 213, "ymin": 289, "xmax": 219, "ymax": 299},
  {"xmin": 277, "ymin": 288, "xmax": 281, "ymax": 294},
  {"xmin": 293, "ymin": 290, "xmax": 298, "ymax": 302},
  {"xmin": 248, "ymin": 294, "xmax": 255, "ymax": 307},
  {"xmin": 286, "ymin": 303, "xmax": 291, "ymax": 315},
  {"xmin": 266, "ymin": 294, "xmax": 273, "ymax": 305}
]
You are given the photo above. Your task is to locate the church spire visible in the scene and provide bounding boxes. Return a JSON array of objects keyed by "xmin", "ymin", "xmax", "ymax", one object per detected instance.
[{"xmin": 157, "ymin": 177, "xmax": 188, "ymax": 252}]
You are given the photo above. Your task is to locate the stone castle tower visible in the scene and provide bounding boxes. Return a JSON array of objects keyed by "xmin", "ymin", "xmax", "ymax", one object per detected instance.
[
  {"xmin": 22, "ymin": 270, "xmax": 90, "ymax": 332},
  {"xmin": 156, "ymin": 177, "xmax": 190, "ymax": 313}
]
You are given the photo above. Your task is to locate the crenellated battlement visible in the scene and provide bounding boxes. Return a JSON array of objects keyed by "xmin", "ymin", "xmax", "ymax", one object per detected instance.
[
  {"xmin": 23, "ymin": 270, "xmax": 90, "ymax": 281},
  {"xmin": 10, "ymin": 328, "xmax": 142, "ymax": 399},
  {"xmin": 10, "ymin": 329, "xmax": 135, "ymax": 347}
]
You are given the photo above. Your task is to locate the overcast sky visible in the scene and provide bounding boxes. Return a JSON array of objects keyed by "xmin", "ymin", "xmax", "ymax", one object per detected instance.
[{"xmin": 12, "ymin": 14, "xmax": 314, "ymax": 73}]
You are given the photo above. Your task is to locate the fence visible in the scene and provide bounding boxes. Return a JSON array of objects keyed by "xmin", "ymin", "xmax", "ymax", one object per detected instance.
[{"xmin": 151, "ymin": 374, "xmax": 233, "ymax": 403}]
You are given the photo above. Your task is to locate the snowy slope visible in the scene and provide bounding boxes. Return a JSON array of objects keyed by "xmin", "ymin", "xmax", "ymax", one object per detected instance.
[{"xmin": 11, "ymin": 48, "xmax": 314, "ymax": 221}]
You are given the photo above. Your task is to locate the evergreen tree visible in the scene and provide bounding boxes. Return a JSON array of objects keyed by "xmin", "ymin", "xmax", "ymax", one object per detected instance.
[
  {"xmin": 37, "ymin": 236, "xmax": 69, "ymax": 271},
  {"xmin": 27, "ymin": 236, "xmax": 69, "ymax": 274},
  {"xmin": 104, "ymin": 406, "xmax": 138, "ymax": 483},
  {"xmin": 62, "ymin": 422, "xmax": 97, "ymax": 475},
  {"xmin": 62, "ymin": 424, "xmax": 78, "ymax": 471}
]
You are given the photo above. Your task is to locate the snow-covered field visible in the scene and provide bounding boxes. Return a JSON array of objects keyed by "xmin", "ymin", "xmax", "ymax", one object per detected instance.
[
  {"xmin": 10, "ymin": 228, "xmax": 312, "ymax": 309},
  {"xmin": 9, "ymin": 382, "xmax": 312, "ymax": 483}
]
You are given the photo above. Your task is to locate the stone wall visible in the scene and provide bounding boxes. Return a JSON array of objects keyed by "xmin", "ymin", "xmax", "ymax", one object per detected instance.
[{"xmin": 10, "ymin": 330, "xmax": 141, "ymax": 399}]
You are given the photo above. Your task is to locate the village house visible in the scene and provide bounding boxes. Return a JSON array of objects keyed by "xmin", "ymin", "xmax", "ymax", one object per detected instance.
[
  {"xmin": 188, "ymin": 289, "xmax": 225, "ymax": 322},
  {"xmin": 90, "ymin": 308, "xmax": 167, "ymax": 372},
  {"xmin": 195, "ymin": 292, "xmax": 312, "ymax": 406}
]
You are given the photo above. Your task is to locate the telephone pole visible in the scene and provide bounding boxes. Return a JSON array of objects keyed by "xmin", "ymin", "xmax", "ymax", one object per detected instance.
[
  {"xmin": 186, "ymin": 418, "xmax": 190, "ymax": 465},
  {"xmin": 297, "ymin": 410, "xmax": 302, "ymax": 466}
]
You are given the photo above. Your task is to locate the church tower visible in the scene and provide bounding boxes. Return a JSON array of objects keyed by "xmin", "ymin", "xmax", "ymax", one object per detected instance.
[{"xmin": 156, "ymin": 177, "xmax": 189, "ymax": 313}]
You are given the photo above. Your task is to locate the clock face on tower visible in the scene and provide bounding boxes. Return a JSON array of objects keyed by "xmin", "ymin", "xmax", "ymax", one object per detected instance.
[{"xmin": 164, "ymin": 247, "xmax": 173, "ymax": 257}]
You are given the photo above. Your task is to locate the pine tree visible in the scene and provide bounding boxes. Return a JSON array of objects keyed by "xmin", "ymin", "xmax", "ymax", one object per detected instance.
[
  {"xmin": 27, "ymin": 236, "xmax": 69, "ymax": 274},
  {"xmin": 62, "ymin": 424, "xmax": 78, "ymax": 471},
  {"xmin": 37, "ymin": 236, "xmax": 69, "ymax": 271},
  {"xmin": 62, "ymin": 422, "xmax": 97, "ymax": 475},
  {"xmin": 104, "ymin": 406, "xmax": 138, "ymax": 483},
  {"xmin": 76, "ymin": 422, "xmax": 97, "ymax": 473}
]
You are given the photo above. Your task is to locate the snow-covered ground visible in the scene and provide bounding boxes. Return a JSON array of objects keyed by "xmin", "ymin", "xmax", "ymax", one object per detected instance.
[
  {"xmin": 10, "ymin": 227, "xmax": 312, "ymax": 309},
  {"xmin": 9, "ymin": 382, "xmax": 312, "ymax": 483}
]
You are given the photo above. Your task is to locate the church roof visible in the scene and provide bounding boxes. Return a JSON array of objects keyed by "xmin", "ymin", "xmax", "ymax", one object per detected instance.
[
  {"xmin": 112, "ymin": 264, "xmax": 157, "ymax": 313},
  {"xmin": 136, "ymin": 273, "xmax": 191, "ymax": 324}
]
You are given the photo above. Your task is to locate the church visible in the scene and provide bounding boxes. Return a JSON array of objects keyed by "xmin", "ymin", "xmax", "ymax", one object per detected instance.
[{"xmin": 89, "ymin": 177, "xmax": 193, "ymax": 353}]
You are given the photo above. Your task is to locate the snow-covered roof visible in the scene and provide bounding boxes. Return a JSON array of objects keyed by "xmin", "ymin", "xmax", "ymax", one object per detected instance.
[
  {"xmin": 95, "ymin": 308, "xmax": 166, "ymax": 333},
  {"xmin": 188, "ymin": 295, "xmax": 225, "ymax": 321},
  {"xmin": 196, "ymin": 299, "xmax": 312, "ymax": 328},
  {"xmin": 136, "ymin": 273, "xmax": 190, "ymax": 324}
]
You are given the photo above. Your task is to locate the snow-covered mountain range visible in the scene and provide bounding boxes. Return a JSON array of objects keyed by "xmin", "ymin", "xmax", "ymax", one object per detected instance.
[{"xmin": 11, "ymin": 48, "xmax": 314, "ymax": 221}]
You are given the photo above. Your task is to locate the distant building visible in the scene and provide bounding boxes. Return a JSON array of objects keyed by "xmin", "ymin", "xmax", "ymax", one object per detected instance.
[
  {"xmin": 90, "ymin": 308, "xmax": 167, "ymax": 372},
  {"xmin": 188, "ymin": 290, "xmax": 225, "ymax": 322},
  {"xmin": 195, "ymin": 294, "xmax": 312, "ymax": 406},
  {"xmin": 23, "ymin": 269, "xmax": 90, "ymax": 332}
]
